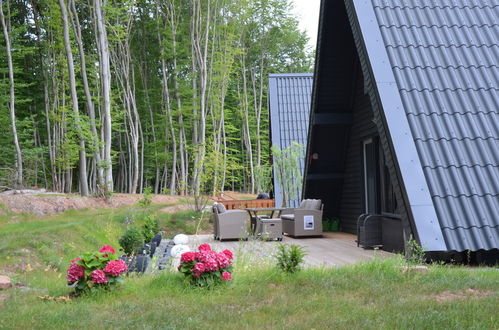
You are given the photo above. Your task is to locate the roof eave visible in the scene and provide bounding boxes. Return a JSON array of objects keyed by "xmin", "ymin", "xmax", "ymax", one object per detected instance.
[{"xmin": 349, "ymin": 0, "xmax": 447, "ymax": 251}]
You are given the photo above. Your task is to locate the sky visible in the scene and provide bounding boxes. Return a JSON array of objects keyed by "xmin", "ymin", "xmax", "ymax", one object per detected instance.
[{"xmin": 291, "ymin": 0, "xmax": 321, "ymax": 49}]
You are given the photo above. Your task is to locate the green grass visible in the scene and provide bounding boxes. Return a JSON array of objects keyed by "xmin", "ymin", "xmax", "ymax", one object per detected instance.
[
  {"xmin": 0, "ymin": 203, "xmax": 209, "ymax": 277},
  {"xmin": 0, "ymin": 258, "xmax": 497, "ymax": 329},
  {"xmin": 0, "ymin": 205, "xmax": 497, "ymax": 329}
]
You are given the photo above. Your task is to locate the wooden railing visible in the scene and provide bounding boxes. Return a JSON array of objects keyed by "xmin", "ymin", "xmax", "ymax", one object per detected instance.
[{"xmin": 217, "ymin": 199, "xmax": 275, "ymax": 210}]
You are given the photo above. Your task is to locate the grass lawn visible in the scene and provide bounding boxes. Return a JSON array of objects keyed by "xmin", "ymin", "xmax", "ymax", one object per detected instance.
[{"xmin": 0, "ymin": 203, "xmax": 498, "ymax": 329}]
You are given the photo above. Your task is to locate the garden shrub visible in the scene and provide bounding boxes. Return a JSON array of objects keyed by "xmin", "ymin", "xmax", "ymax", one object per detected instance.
[
  {"xmin": 138, "ymin": 187, "xmax": 153, "ymax": 207},
  {"xmin": 67, "ymin": 245, "xmax": 127, "ymax": 295},
  {"xmin": 178, "ymin": 244, "xmax": 233, "ymax": 287},
  {"xmin": 275, "ymin": 244, "xmax": 306, "ymax": 273},
  {"xmin": 119, "ymin": 227, "xmax": 144, "ymax": 255},
  {"xmin": 142, "ymin": 215, "xmax": 160, "ymax": 243}
]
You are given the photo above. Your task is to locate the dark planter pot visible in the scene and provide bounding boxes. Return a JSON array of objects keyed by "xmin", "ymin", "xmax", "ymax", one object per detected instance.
[
  {"xmin": 152, "ymin": 233, "xmax": 162, "ymax": 247},
  {"xmin": 120, "ymin": 254, "xmax": 150, "ymax": 273}
]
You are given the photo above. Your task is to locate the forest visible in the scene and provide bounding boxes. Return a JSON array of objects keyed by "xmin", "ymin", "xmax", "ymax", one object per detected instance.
[{"xmin": 0, "ymin": 0, "xmax": 313, "ymax": 196}]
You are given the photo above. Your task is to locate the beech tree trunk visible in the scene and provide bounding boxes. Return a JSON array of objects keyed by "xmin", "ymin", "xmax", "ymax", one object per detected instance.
[
  {"xmin": 0, "ymin": 0, "xmax": 23, "ymax": 187},
  {"xmin": 58, "ymin": 0, "xmax": 89, "ymax": 196}
]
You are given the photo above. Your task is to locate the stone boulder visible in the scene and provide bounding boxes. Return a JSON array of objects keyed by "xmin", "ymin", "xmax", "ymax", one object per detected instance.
[{"xmin": 0, "ymin": 276, "xmax": 12, "ymax": 290}]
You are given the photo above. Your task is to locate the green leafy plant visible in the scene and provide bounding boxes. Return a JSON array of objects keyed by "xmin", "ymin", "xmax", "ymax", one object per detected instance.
[
  {"xmin": 138, "ymin": 187, "xmax": 153, "ymax": 207},
  {"xmin": 119, "ymin": 227, "xmax": 144, "ymax": 255},
  {"xmin": 67, "ymin": 245, "xmax": 127, "ymax": 296},
  {"xmin": 405, "ymin": 236, "xmax": 426, "ymax": 265},
  {"xmin": 178, "ymin": 244, "xmax": 234, "ymax": 287},
  {"xmin": 141, "ymin": 215, "xmax": 160, "ymax": 243},
  {"xmin": 271, "ymin": 142, "xmax": 304, "ymax": 207},
  {"xmin": 275, "ymin": 244, "xmax": 306, "ymax": 273}
]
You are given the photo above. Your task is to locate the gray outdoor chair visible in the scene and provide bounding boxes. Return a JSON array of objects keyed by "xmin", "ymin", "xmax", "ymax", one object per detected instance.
[
  {"xmin": 281, "ymin": 199, "xmax": 323, "ymax": 237},
  {"xmin": 357, "ymin": 213, "xmax": 382, "ymax": 248},
  {"xmin": 212, "ymin": 203, "xmax": 250, "ymax": 241}
]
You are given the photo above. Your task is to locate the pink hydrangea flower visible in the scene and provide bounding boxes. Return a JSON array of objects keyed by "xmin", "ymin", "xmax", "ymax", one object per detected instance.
[
  {"xmin": 216, "ymin": 252, "xmax": 230, "ymax": 269},
  {"xmin": 222, "ymin": 272, "xmax": 232, "ymax": 281},
  {"xmin": 204, "ymin": 259, "xmax": 219, "ymax": 272},
  {"xmin": 180, "ymin": 251, "xmax": 197, "ymax": 263},
  {"xmin": 103, "ymin": 259, "xmax": 128, "ymax": 277},
  {"xmin": 197, "ymin": 250, "xmax": 217, "ymax": 263},
  {"xmin": 198, "ymin": 243, "xmax": 211, "ymax": 251},
  {"xmin": 91, "ymin": 269, "xmax": 108, "ymax": 284},
  {"xmin": 192, "ymin": 262, "xmax": 206, "ymax": 277},
  {"xmin": 70, "ymin": 257, "xmax": 82, "ymax": 263},
  {"xmin": 99, "ymin": 245, "xmax": 116, "ymax": 257},
  {"xmin": 222, "ymin": 249, "xmax": 233, "ymax": 260},
  {"xmin": 67, "ymin": 262, "xmax": 85, "ymax": 284}
]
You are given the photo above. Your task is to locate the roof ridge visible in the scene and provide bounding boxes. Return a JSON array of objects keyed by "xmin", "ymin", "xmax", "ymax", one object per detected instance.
[
  {"xmin": 386, "ymin": 44, "xmax": 497, "ymax": 49},
  {"xmin": 374, "ymin": 5, "xmax": 499, "ymax": 10},
  {"xmin": 408, "ymin": 111, "xmax": 499, "ymax": 116},
  {"xmin": 415, "ymin": 136, "xmax": 499, "ymax": 142},
  {"xmin": 380, "ymin": 23, "xmax": 499, "ymax": 28},
  {"xmin": 423, "ymin": 164, "xmax": 499, "ymax": 170},
  {"xmin": 400, "ymin": 87, "xmax": 498, "ymax": 93},
  {"xmin": 394, "ymin": 64, "xmax": 499, "ymax": 70}
]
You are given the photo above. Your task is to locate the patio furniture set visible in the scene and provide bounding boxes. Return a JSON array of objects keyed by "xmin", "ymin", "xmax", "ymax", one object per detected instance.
[{"xmin": 212, "ymin": 199, "xmax": 324, "ymax": 241}]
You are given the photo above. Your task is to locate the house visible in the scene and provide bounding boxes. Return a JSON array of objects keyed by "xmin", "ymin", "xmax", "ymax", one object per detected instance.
[
  {"xmin": 269, "ymin": 73, "xmax": 313, "ymax": 208},
  {"xmin": 303, "ymin": 0, "xmax": 498, "ymax": 260}
]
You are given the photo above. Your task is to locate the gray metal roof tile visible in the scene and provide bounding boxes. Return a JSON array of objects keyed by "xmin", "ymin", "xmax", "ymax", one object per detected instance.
[
  {"xmin": 371, "ymin": 0, "xmax": 499, "ymax": 251},
  {"xmin": 416, "ymin": 138, "xmax": 499, "ymax": 167},
  {"xmin": 269, "ymin": 73, "xmax": 313, "ymax": 208}
]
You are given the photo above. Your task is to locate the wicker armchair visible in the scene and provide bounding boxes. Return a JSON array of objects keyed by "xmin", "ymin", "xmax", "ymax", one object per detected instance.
[
  {"xmin": 281, "ymin": 199, "xmax": 323, "ymax": 237},
  {"xmin": 212, "ymin": 203, "xmax": 249, "ymax": 241},
  {"xmin": 357, "ymin": 213, "xmax": 382, "ymax": 248}
]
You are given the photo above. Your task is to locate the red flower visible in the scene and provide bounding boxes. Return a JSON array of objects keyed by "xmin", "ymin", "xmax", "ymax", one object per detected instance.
[
  {"xmin": 197, "ymin": 250, "xmax": 217, "ymax": 263},
  {"xmin": 222, "ymin": 249, "xmax": 233, "ymax": 260},
  {"xmin": 71, "ymin": 257, "xmax": 81, "ymax": 263},
  {"xmin": 99, "ymin": 245, "xmax": 116, "ymax": 257},
  {"xmin": 192, "ymin": 262, "xmax": 206, "ymax": 277},
  {"xmin": 103, "ymin": 259, "xmax": 128, "ymax": 277},
  {"xmin": 67, "ymin": 262, "xmax": 85, "ymax": 284},
  {"xmin": 180, "ymin": 251, "xmax": 197, "ymax": 263},
  {"xmin": 198, "ymin": 243, "xmax": 211, "ymax": 251},
  {"xmin": 222, "ymin": 272, "xmax": 232, "ymax": 281},
  {"xmin": 216, "ymin": 253, "xmax": 230, "ymax": 269},
  {"xmin": 91, "ymin": 269, "xmax": 108, "ymax": 284},
  {"xmin": 204, "ymin": 259, "xmax": 219, "ymax": 272}
]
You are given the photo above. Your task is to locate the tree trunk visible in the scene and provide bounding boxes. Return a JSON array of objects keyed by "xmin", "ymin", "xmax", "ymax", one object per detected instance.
[
  {"xmin": 0, "ymin": 0, "xmax": 23, "ymax": 187},
  {"xmin": 58, "ymin": 0, "xmax": 89, "ymax": 196},
  {"xmin": 94, "ymin": 0, "xmax": 113, "ymax": 192},
  {"xmin": 70, "ymin": 0, "xmax": 104, "ymax": 191}
]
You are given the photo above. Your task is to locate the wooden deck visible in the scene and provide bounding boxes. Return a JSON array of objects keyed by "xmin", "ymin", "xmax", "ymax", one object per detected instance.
[{"xmin": 188, "ymin": 232, "xmax": 393, "ymax": 267}]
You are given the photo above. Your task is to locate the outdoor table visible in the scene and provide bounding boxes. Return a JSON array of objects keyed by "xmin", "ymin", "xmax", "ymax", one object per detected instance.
[{"xmin": 245, "ymin": 207, "xmax": 285, "ymax": 233}]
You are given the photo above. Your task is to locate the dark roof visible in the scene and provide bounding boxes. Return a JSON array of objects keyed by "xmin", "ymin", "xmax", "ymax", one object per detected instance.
[
  {"xmin": 344, "ymin": 0, "xmax": 499, "ymax": 251},
  {"xmin": 269, "ymin": 73, "xmax": 313, "ymax": 207}
]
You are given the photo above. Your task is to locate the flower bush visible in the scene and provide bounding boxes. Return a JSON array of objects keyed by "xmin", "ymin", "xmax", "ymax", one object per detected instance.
[
  {"xmin": 66, "ymin": 245, "xmax": 127, "ymax": 295},
  {"xmin": 178, "ymin": 244, "xmax": 233, "ymax": 287}
]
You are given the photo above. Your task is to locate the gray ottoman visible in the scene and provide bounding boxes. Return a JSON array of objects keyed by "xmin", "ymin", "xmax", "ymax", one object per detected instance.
[{"xmin": 257, "ymin": 218, "xmax": 283, "ymax": 241}]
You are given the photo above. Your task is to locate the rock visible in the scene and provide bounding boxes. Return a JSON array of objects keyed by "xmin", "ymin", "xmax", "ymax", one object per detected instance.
[
  {"xmin": 0, "ymin": 276, "xmax": 12, "ymax": 290},
  {"xmin": 173, "ymin": 234, "xmax": 189, "ymax": 245},
  {"xmin": 401, "ymin": 265, "xmax": 429, "ymax": 274}
]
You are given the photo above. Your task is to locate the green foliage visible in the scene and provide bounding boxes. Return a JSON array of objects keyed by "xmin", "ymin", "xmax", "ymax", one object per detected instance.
[
  {"xmin": 70, "ymin": 248, "xmax": 124, "ymax": 296},
  {"xmin": 271, "ymin": 142, "xmax": 304, "ymax": 207},
  {"xmin": 405, "ymin": 236, "xmax": 426, "ymax": 265},
  {"xmin": 275, "ymin": 244, "xmax": 306, "ymax": 273},
  {"xmin": 119, "ymin": 227, "xmax": 144, "ymax": 255},
  {"xmin": 138, "ymin": 187, "xmax": 153, "ymax": 207},
  {"xmin": 141, "ymin": 215, "xmax": 160, "ymax": 243}
]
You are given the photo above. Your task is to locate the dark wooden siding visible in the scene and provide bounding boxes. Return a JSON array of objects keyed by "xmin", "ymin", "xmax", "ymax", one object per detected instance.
[{"xmin": 338, "ymin": 62, "xmax": 377, "ymax": 234}]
